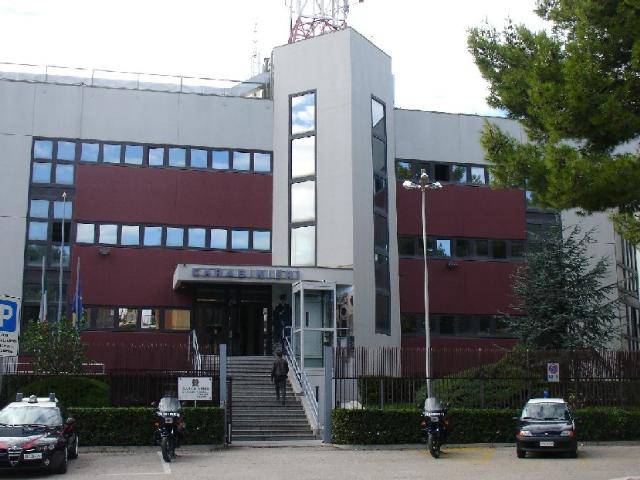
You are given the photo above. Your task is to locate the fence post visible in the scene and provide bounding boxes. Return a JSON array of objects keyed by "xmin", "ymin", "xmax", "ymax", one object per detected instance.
[
  {"xmin": 526, "ymin": 349, "xmax": 532, "ymax": 397},
  {"xmin": 219, "ymin": 344, "xmax": 227, "ymax": 407},
  {"xmin": 323, "ymin": 345, "xmax": 333, "ymax": 444},
  {"xmin": 380, "ymin": 378, "xmax": 384, "ymax": 409},
  {"xmin": 479, "ymin": 369, "xmax": 485, "ymax": 409}
]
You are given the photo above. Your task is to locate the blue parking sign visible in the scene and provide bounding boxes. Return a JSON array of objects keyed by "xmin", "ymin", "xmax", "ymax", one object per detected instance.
[{"xmin": 0, "ymin": 298, "xmax": 18, "ymax": 333}]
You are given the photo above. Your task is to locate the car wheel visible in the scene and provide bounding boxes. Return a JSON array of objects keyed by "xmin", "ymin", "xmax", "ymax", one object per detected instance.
[
  {"xmin": 516, "ymin": 448, "xmax": 526, "ymax": 459},
  {"xmin": 568, "ymin": 448, "xmax": 577, "ymax": 459},
  {"xmin": 53, "ymin": 448, "xmax": 68, "ymax": 474},
  {"xmin": 68, "ymin": 435, "xmax": 79, "ymax": 460}
]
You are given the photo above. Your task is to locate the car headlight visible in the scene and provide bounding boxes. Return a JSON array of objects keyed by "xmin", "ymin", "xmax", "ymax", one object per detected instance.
[
  {"xmin": 518, "ymin": 430, "xmax": 533, "ymax": 437},
  {"xmin": 560, "ymin": 430, "xmax": 575, "ymax": 437}
]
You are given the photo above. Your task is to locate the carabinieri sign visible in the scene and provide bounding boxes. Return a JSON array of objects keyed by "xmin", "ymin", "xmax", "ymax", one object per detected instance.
[{"xmin": 192, "ymin": 267, "xmax": 300, "ymax": 281}]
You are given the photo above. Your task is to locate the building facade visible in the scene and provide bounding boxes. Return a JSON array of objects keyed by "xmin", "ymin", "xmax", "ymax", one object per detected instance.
[{"xmin": 1, "ymin": 28, "xmax": 555, "ymax": 376}]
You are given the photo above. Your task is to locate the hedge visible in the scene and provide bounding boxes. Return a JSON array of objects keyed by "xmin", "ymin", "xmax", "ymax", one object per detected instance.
[
  {"xmin": 1, "ymin": 375, "xmax": 109, "ymax": 407},
  {"xmin": 67, "ymin": 407, "xmax": 225, "ymax": 446},
  {"xmin": 332, "ymin": 407, "xmax": 640, "ymax": 445}
]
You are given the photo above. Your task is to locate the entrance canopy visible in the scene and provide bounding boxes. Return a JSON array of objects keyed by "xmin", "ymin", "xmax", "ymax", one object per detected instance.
[{"xmin": 173, "ymin": 264, "xmax": 353, "ymax": 289}]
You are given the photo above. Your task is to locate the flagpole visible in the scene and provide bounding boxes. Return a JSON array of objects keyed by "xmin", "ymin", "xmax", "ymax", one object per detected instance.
[
  {"xmin": 74, "ymin": 256, "xmax": 80, "ymax": 327},
  {"xmin": 57, "ymin": 191, "xmax": 67, "ymax": 323},
  {"xmin": 39, "ymin": 256, "xmax": 46, "ymax": 322}
]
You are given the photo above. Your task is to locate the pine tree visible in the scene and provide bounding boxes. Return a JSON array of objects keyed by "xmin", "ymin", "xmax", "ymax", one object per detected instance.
[{"xmin": 507, "ymin": 226, "xmax": 617, "ymax": 349}]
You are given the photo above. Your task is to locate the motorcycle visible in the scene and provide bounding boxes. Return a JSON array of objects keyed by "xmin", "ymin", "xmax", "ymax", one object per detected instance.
[
  {"xmin": 154, "ymin": 396, "xmax": 185, "ymax": 463},
  {"xmin": 421, "ymin": 398, "xmax": 449, "ymax": 459}
]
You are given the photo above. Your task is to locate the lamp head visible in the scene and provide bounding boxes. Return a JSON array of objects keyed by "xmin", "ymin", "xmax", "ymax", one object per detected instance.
[
  {"xmin": 433, "ymin": 182, "xmax": 443, "ymax": 189},
  {"xmin": 402, "ymin": 180, "xmax": 415, "ymax": 190}
]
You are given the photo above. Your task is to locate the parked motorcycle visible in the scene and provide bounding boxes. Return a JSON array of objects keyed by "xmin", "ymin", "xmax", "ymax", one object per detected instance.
[
  {"xmin": 154, "ymin": 396, "xmax": 185, "ymax": 463},
  {"xmin": 421, "ymin": 398, "xmax": 449, "ymax": 459}
]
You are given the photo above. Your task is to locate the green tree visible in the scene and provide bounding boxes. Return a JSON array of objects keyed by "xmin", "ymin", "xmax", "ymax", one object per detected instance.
[
  {"xmin": 21, "ymin": 316, "xmax": 86, "ymax": 374},
  {"xmin": 468, "ymin": 0, "xmax": 640, "ymax": 243},
  {"xmin": 507, "ymin": 226, "xmax": 617, "ymax": 349}
]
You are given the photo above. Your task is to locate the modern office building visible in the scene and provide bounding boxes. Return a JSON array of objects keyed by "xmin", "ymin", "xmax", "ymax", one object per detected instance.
[{"xmin": 5, "ymin": 24, "xmax": 634, "ymax": 385}]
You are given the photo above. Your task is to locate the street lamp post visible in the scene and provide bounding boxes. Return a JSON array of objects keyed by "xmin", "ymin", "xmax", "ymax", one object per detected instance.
[{"xmin": 402, "ymin": 169, "xmax": 442, "ymax": 401}]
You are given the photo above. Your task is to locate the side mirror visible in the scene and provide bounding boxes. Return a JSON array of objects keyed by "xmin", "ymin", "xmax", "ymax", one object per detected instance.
[
  {"xmin": 512, "ymin": 417, "xmax": 520, "ymax": 421},
  {"xmin": 66, "ymin": 417, "xmax": 75, "ymax": 425}
]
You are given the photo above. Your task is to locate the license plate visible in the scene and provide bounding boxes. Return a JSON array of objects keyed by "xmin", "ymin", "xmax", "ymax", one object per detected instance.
[
  {"xmin": 23, "ymin": 453, "xmax": 42, "ymax": 460},
  {"xmin": 164, "ymin": 417, "xmax": 173, "ymax": 424},
  {"xmin": 430, "ymin": 416, "xmax": 439, "ymax": 422},
  {"xmin": 539, "ymin": 441, "xmax": 554, "ymax": 447}
]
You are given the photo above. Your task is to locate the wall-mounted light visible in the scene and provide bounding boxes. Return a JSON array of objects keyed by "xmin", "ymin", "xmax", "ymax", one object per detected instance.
[
  {"xmin": 447, "ymin": 260, "xmax": 458, "ymax": 270},
  {"xmin": 98, "ymin": 247, "xmax": 111, "ymax": 256}
]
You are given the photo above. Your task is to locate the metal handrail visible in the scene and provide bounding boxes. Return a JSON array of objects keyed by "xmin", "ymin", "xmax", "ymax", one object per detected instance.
[
  {"xmin": 189, "ymin": 330, "xmax": 202, "ymax": 371},
  {"xmin": 283, "ymin": 334, "xmax": 319, "ymax": 427}
]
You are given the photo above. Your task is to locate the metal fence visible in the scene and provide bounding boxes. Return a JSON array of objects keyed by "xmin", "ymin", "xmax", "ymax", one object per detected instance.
[{"xmin": 334, "ymin": 347, "xmax": 640, "ymax": 410}]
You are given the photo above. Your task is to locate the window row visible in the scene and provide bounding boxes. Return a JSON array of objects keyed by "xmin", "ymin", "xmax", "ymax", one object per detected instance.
[
  {"xmin": 74, "ymin": 222, "xmax": 271, "ymax": 251},
  {"xmin": 401, "ymin": 313, "xmax": 514, "ymax": 338},
  {"xmin": 31, "ymin": 162, "xmax": 75, "ymax": 185},
  {"xmin": 396, "ymin": 159, "xmax": 490, "ymax": 185},
  {"xmin": 33, "ymin": 139, "xmax": 272, "ymax": 174},
  {"xmin": 398, "ymin": 235, "xmax": 525, "ymax": 260},
  {"xmin": 82, "ymin": 306, "xmax": 191, "ymax": 331}
]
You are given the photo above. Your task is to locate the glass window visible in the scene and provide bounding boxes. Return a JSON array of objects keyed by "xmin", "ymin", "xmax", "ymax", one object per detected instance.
[
  {"xmin": 32, "ymin": 163, "xmax": 51, "ymax": 183},
  {"xmin": 103, "ymin": 144, "xmax": 121, "ymax": 164},
  {"xmin": 374, "ymin": 213, "xmax": 389, "ymax": 252},
  {"xmin": 231, "ymin": 230, "xmax": 249, "ymax": 249},
  {"xmin": 55, "ymin": 164, "xmax": 74, "ymax": 184},
  {"xmin": 51, "ymin": 220, "xmax": 70, "ymax": 243},
  {"xmin": 210, "ymin": 228, "xmax": 227, "ymax": 249},
  {"xmin": 291, "ymin": 225, "xmax": 315, "ymax": 266},
  {"xmin": 375, "ymin": 253, "xmax": 390, "ymax": 291},
  {"xmin": 456, "ymin": 239, "xmax": 471, "ymax": 258},
  {"xmin": 99, "ymin": 224, "xmax": 117, "ymax": 245},
  {"xmin": 435, "ymin": 239, "xmax": 451, "ymax": 257},
  {"xmin": 476, "ymin": 239, "xmax": 489, "ymax": 257},
  {"xmin": 291, "ymin": 92, "xmax": 315, "ymax": 135},
  {"xmin": 434, "ymin": 164, "xmax": 450, "ymax": 182},
  {"xmin": 451, "ymin": 165, "xmax": 467, "ymax": 183},
  {"xmin": 190, "ymin": 149, "xmax": 207, "ymax": 169},
  {"xmin": 375, "ymin": 293, "xmax": 390, "ymax": 335},
  {"xmin": 51, "ymin": 245, "xmax": 70, "ymax": 267},
  {"xmin": 253, "ymin": 152, "xmax": 271, "ymax": 172},
  {"xmin": 395, "ymin": 161, "xmax": 413, "ymax": 181},
  {"xmin": 118, "ymin": 308, "xmax": 138, "ymax": 329},
  {"xmin": 373, "ymin": 175, "xmax": 387, "ymax": 211},
  {"xmin": 149, "ymin": 147, "xmax": 165, "ymax": 166},
  {"xmin": 372, "ymin": 98, "xmax": 386, "ymax": 139},
  {"xmin": 398, "ymin": 236, "xmax": 416, "ymax": 257},
  {"xmin": 372, "ymin": 137, "xmax": 386, "ymax": 173},
  {"xmin": 212, "ymin": 150, "xmax": 229, "ymax": 169},
  {"xmin": 492, "ymin": 240, "xmax": 507, "ymax": 259},
  {"xmin": 57, "ymin": 141, "xmax": 76, "ymax": 161},
  {"xmin": 188, "ymin": 228, "xmax": 206, "ymax": 248},
  {"xmin": 440, "ymin": 315, "xmax": 455, "ymax": 335},
  {"xmin": 169, "ymin": 148, "xmax": 186, "ymax": 167},
  {"xmin": 124, "ymin": 145, "xmax": 143, "ymax": 165},
  {"xmin": 34, "ymin": 140, "xmax": 53, "ymax": 159},
  {"xmin": 291, "ymin": 136, "xmax": 315, "ymax": 178},
  {"xmin": 166, "ymin": 227, "xmax": 184, "ymax": 247},
  {"xmin": 76, "ymin": 223, "xmax": 95, "ymax": 243},
  {"xmin": 141, "ymin": 309, "xmax": 160, "ymax": 329},
  {"xmin": 121, "ymin": 225, "xmax": 140, "ymax": 246},
  {"xmin": 53, "ymin": 201, "xmax": 72, "ymax": 220},
  {"xmin": 26, "ymin": 243, "xmax": 47, "ymax": 266},
  {"xmin": 511, "ymin": 241, "xmax": 525, "ymax": 258},
  {"xmin": 290, "ymin": 180, "xmax": 315, "ymax": 223},
  {"xmin": 233, "ymin": 151, "xmax": 250, "ymax": 171},
  {"xmin": 143, "ymin": 226, "xmax": 162, "ymax": 246},
  {"xmin": 94, "ymin": 308, "xmax": 115, "ymax": 328},
  {"xmin": 28, "ymin": 221, "xmax": 48, "ymax": 241},
  {"xmin": 457, "ymin": 316, "xmax": 476, "ymax": 336},
  {"xmin": 470, "ymin": 166, "xmax": 486, "ymax": 185},
  {"xmin": 253, "ymin": 231, "xmax": 271, "ymax": 251},
  {"xmin": 30, "ymin": 200, "xmax": 49, "ymax": 218},
  {"xmin": 478, "ymin": 316, "xmax": 492, "ymax": 336},
  {"xmin": 81, "ymin": 143, "xmax": 99, "ymax": 162},
  {"xmin": 165, "ymin": 310, "xmax": 191, "ymax": 330}
]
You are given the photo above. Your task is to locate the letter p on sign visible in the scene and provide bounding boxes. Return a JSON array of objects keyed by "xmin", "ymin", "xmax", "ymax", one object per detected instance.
[{"xmin": 0, "ymin": 298, "xmax": 19, "ymax": 333}]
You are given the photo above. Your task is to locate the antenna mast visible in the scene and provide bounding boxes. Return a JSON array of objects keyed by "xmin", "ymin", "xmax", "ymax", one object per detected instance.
[
  {"xmin": 286, "ymin": 0, "xmax": 357, "ymax": 44},
  {"xmin": 251, "ymin": 22, "xmax": 260, "ymax": 76}
]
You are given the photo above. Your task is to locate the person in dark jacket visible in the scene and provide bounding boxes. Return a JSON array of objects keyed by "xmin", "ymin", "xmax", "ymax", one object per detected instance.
[{"xmin": 271, "ymin": 351, "xmax": 289, "ymax": 405}]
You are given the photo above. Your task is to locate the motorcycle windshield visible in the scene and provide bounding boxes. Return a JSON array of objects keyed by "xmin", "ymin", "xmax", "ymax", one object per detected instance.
[
  {"xmin": 158, "ymin": 397, "xmax": 182, "ymax": 412},
  {"xmin": 423, "ymin": 397, "xmax": 443, "ymax": 413}
]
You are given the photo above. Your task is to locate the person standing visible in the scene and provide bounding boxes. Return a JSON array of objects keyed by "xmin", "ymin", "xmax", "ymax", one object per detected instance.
[
  {"xmin": 271, "ymin": 351, "xmax": 289, "ymax": 406},
  {"xmin": 273, "ymin": 294, "xmax": 292, "ymax": 352}
]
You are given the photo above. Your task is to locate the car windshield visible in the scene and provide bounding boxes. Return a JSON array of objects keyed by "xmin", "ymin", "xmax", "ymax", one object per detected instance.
[
  {"xmin": 522, "ymin": 402, "xmax": 570, "ymax": 420},
  {"xmin": 158, "ymin": 397, "xmax": 181, "ymax": 412},
  {"xmin": 0, "ymin": 406, "xmax": 62, "ymax": 426}
]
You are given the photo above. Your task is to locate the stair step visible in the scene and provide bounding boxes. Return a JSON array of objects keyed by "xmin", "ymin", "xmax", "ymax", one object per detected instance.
[{"xmin": 232, "ymin": 434, "xmax": 317, "ymax": 442}]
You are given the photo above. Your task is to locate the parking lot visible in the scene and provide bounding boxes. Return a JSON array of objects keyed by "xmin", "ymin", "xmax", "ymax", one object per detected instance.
[{"xmin": 1, "ymin": 444, "xmax": 639, "ymax": 479}]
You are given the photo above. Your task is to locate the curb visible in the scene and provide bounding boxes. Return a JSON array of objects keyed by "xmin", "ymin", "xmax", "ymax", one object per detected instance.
[
  {"xmin": 329, "ymin": 441, "xmax": 640, "ymax": 450},
  {"xmin": 80, "ymin": 445, "xmax": 225, "ymax": 454}
]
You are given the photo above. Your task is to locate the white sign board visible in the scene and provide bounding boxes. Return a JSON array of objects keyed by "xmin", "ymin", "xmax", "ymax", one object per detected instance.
[
  {"xmin": 178, "ymin": 377, "xmax": 213, "ymax": 401},
  {"xmin": 0, "ymin": 295, "xmax": 20, "ymax": 357},
  {"xmin": 547, "ymin": 362, "xmax": 560, "ymax": 383}
]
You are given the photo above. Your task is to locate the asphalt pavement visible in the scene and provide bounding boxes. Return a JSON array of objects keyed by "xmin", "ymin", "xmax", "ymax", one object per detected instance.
[{"xmin": 1, "ymin": 444, "xmax": 639, "ymax": 479}]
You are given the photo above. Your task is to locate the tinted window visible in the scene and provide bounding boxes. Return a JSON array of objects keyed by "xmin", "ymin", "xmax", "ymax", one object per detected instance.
[
  {"xmin": 290, "ymin": 181, "xmax": 315, "ymax": 223},
  {"xmin": 103, "ymin": 144, "xmax": 121, "ymax": 163},
  {"xmin": 190, "ymin": 149, "xmax": 207, "ymax": 169},
  {"xmin": 398, "ymin": 236, "xmax": 416, "ymax": 257},
  {"xmin": 492, "ymin": 240, "xmax": 507, "ymax": 259},
  {"xmin": 254, "ymin": 153, "xmax": 271, "ymax": 172},
  {"xmin": 470, "ymin": 166, "xmax": 486, "ymax": 184},
  {"xmin": 372, "ymin": 137, "xmax": 386, "ymax": 173},
  {"xmin": 375, "ymin": 293, "xmax": 390, "ymax": 335},
  {"xmin": 291, "ymin": 92, "xmax": 315, "ymax": 135},
  {"xmin": 396, "ymin": 161, "xmax": 413, "ymax": 181},
  {"xmin": 291, "ymin": 136, "xmax": 315, "ymax": 178},
  {"xmin": 149, "ymin": 147, "xmax": 165, "ymax": 166},
  {"xmin": 522, "ymin": 402, "xmax": 570, "ymax": 421},
  {"xmin": 511, "ymin": 241, "xmax": 525, "ymax": 258},
  {"xmin": 51, "ymin": 245, "xmax": 70, "ymax": 267},
  {"xmin": 371, "ymin": 98, "xmax": 386, "ymax": 139},
  {"xmin": 435, "ymin": 239, "xmax": 451, "ymax": 257},
  {"xmin": 99, "ymin": 224, "xmax": 117, "ymax": 244},
  {"xmin": 141, "ymin": 309, "xmax": 160, "ymax": 329},
  {"xmin": 440, "ymin": 316, "xmax": 455, "ymax": 335},
  {"xmin": 34, "ymin": 140, "xmax": 53, "ymax": 159},
  {"xmin": 212, "ymin": 150, "xmax": 229, "ymax": 169},
  {"xmin": 57, "ymin": 141, "xmax": 76, "ymax": 161},
  {"xmin": 125, "ymin": 145, "xmax": 143, "ymax": 165},
  {"xmin": 28, "ymin": 222, "xmax": 48, "ymax": 241},
  {"xmin": 476, "ymin": 239, "xmax": 489, "ymax": 257},
  {"xmin": 76, "ymin": 223, "xmax": 95, "ymax": 243},
  {"xmin": 121, "ymin": 225, "xmax": 140, "ymax": 246},
  {"xmin": 26, "ymin": 243, "xmax": 47, "ymax": 266},
  {"xmin": 434, "ymin": 164, "xmax": 450, "ymax": 182},
  {"xmin": 32, "ymin": 163, "xmax": 51, "ymax": 183},
  {"xmin": 55, "ymin": 164, "xmax": 74, "ymax": 184},
  {"xmin": 210, "ymin": 229, "xmax": 227, "ymax": 249},
  {"xmin": 53, "ymin": 201, "xmax": 72, "ymax": 219},
  {"xmin": 456, "ymin": 239, "xmax": 471, "ymax": 257},
  {"xmin": 165, "ymin": 310, "xmax": 191, "ymax": 330},
  {"xmin": 169, "ymin": 148, "xmax": 186, "ymax": 167},
  {"xmin": 253, "ymin": 231, "xmax": 271, "ymax": 251},
  {"xmin": 451, "ymin": 165, "xmax": 467, "ymax": 183},
  {"xmin": 166, "ymin": 227, "xmax": 184, "ymax": 247},
  {"xmin": 143, "ymin": 226, "xmax": 162, "ymax": 246},
  {"xmin": 233, "ymin": 151, "xmax": 250, "ymax": 171},
  {"xmin": 291, "ymin": 226, "xmax": 315, "ymax": 266},
  {"xmin": 188, "ymin": 228, "xmax": 206, "ymax": 248},
  {"xmin": 81, "ymin": 143, "xmax": 99, "ymax": 162},
  {"xmin": 118, "ymin": 308, "xmax": 137, "ymax": 329},
  {"xmin": 0, "ymin": 406, "xmax": 62, "ymax": 426},
  {"xmin": 231, "ymin": 230, "xmax": 249, "ymax": 249},
  {"xmin": 30, "ymin": 200, "xmax": 49, "ymax": 218}
]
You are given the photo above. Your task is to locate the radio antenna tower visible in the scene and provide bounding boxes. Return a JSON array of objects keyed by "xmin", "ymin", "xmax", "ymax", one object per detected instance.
[
  {"xmin": 286, "ymin": 1, "xmax": 361, "ymax": 44},
  {"xmin": 251, "ymin": 22, "xmax": 260, "ymax": 76}
]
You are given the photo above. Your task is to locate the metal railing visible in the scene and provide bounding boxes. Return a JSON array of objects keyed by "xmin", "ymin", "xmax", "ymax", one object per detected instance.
[
  {"xmin": 283, "ymin": 334, "xmax": 319, "ymax": 427},
  {"xmin": 189, "ymin": 330, "xmax": 202, "ymax": 371},
  {"xmin": 0, "ymin": 61, "xmax": 270, "ymax": 98}
]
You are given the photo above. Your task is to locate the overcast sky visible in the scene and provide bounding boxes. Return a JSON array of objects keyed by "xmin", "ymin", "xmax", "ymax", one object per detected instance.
[{"xmin": 0, "ymin": 0, "xmax": 548, "ymax": 115}]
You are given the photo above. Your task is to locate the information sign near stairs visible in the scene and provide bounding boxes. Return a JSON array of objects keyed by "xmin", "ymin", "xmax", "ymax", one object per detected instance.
[{"xmin": 228, "ymin": 356, "xmax": 316, "ymax": 441}]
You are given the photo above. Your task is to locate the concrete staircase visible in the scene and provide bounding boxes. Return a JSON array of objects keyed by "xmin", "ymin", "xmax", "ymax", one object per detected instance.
[{"xmin": 228, "ymin": 356, "xmax": 316, "ymax": 441}]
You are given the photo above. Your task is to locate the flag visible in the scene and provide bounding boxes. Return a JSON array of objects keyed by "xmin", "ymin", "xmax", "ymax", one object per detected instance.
[{"xmin": 70, "ymin": 257, "xmax": 82, "ymax": 327}]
